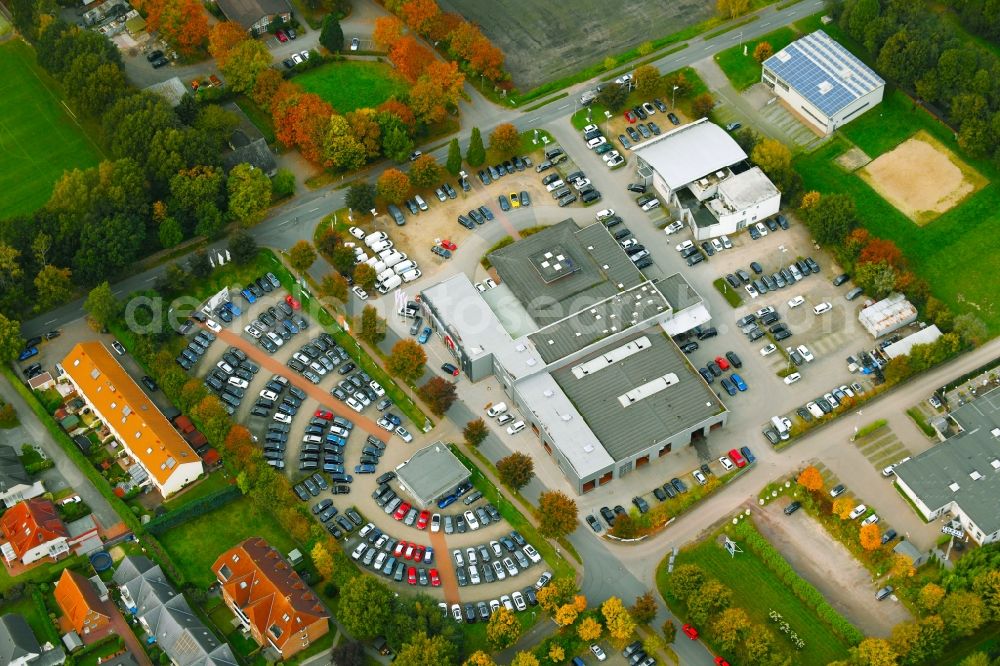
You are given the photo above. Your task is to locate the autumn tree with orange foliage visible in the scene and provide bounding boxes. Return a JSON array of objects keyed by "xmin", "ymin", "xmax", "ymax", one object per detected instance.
[
  {"xmin": 468, "ymin": 34, "xmax": 505, "ymax": 81},
  {"xmin": 208, "ymin": 21, "xmax": 247, "ymax": 64},
  {"xmin": 378, "ymin": 99, "xmax": 417, "ymax": 133},
  {"xmin": 859, "ymin": 238, "xmax": 904, "ymax": 269},
  {"xmin": 447, "ymin": 21, "xmax": 479, "ymax": 61},
  {"xmin": 860, "ymin": 523, "xmax": 881, "ymax": 551},
  {"xmin": 390, "ymin": 36, "xmax": 435, "ymax": 82},
  {"xmin": 373, "ymin": 16, "xmax": 405, "ymax": 49},
  {"xmin": 153, "ymin": 0, "xmax": 209, "ymax": 56},
  {"xmin": 426, "ymin": 12, "xmax": 462, "ymax": 42},
  {"xmin": 251, "ymin": 68, "xmax": 284, "ymax": 107},
  {"xmin": 272, "ymin": 83, "xmax": 333, "ymax": 164},
  {"xmin": 796, "ymin": 466, "xmax": 824, "ymax": 492},
  {"xmin": 401, "ymin": 0, "xmax": 439, "ymax": 35},
  {"xmin": 409, "ymin": 61, "xmax": 464, "ymax": 124},
  {"xmin": 347, "ymin": 109, "xmax": 382, "ymax": 160},
  {"xmin": 833, "ymin": 496, "xmax": 855, "ymax": 520}
]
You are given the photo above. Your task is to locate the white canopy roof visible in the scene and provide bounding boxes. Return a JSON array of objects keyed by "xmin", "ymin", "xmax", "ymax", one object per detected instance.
[{"xmin": 633, "ymin": 118, "xmax": 748, "ymax": 190}]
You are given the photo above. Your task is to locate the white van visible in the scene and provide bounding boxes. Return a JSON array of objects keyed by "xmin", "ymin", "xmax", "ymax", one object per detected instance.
[
  {"xmin": 381, "ymin": 252, "xmax": 405, "ymax": 268},
  {"xmin": 369, "ymin": 240, "xmax": 392, "ymax": 253},
  {"xmin": 487, "ymin": 402, "xmax": 508, "ymax": 417},
  {"xmin": 377, "ymin": 275, "xmax": 402, "ymax": 293},
  {"xmin": 393, "ymin": 260, "xmax": 417, "ymax": 275},
  {"xmin": 376, "ymin": 268, "xmax": 395, "ymax": 284},
  {"xmin": 506, "ymin": 421, "xmax": 525, "ymax": 435},
  {"xmin": 415, "ymin": 194, "xmax": 428, "ymax": 211},
  {"xmin": 364, "ymin": 232, "xmax": 388, "ymax": 248},
  {"xmin": 366, "ymin": 260, "xmax": 386, "ymax": 275},
  {"xmin": 400, "ymin": 269, "xmax": 421, "ymax": 283},
  {"xmin": 770, "ymin": 415, "xmax": 791, "ymax": 435}
]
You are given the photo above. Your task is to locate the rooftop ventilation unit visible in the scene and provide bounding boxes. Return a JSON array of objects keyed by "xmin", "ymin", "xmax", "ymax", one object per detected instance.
[
  {"xmin": 949, "ymin": 482, "xmax": 960, "ymax": 492},
  {"xmin": 617, "ymin": 373, "xmax": 680, "ymax": 407},
  {"xmin": 970, "ymin": 470, "xmax": 983, "ymax": 481}
]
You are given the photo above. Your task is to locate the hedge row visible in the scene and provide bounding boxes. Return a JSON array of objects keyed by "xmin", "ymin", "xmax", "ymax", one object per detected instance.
[
  {"xmin": 145, "ymin": 485, "xmax": 241, "ymax": 535},
  {"xmin": 64, "ymin": 635, "xmax": 124, "ymax": 666},
  {"xmin": 732, "ymin": 521, "xmax": 865, "ymax": 645}
]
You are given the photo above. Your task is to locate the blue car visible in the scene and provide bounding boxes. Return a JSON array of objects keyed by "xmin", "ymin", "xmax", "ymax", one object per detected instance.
[
  {"xmin": 325, "ymin": 434, "xmax": 347, "ymax": 446},
  {"xmin": 385, "ymin": 412, "xmax": 401, "ymax": 426},
  {"xmin": 720, "ymin": 377, "xmax": 737, "ymax": 396},
  {"xmin": 355, "ymin": 464, "xmax": 377, "ymax": 474},
  {"xmin": 241, "ymin": 288, "xmax": 256, "ymax": 304},
  {"xmin": 731, "ymin": 373, "xmax": 748, "ymax": 391},
  {"xmin": 740, "ymin": 446, "xmax": 756, "ymax": 465},
  {"xmin": 224, "ymin": 301, "xmax": 241, "ymax": 316},
  {"xmin": 418, "ymin": 327, "xmax": 431, "ymax": 344},
  {"xmin": 18, "ymin": 347, "xmax": 38, "ymax": 362},
  {"xmin": 437, "ymin": 494, "xmax": 458, "ymax": 509},
  {"xmin": 282, "ymin": 319, "xmax": 298, "ymax": 335}
]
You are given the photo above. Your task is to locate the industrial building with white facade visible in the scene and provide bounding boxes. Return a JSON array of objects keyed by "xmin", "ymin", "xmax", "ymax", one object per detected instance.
[
  {"xmin": 762, "ymin": 29, "xmax": 885, "ymax": 135},
  {"xmin": 631, "ymin": 119, "xmax": 782, "ymax": 241},
  {"xmin": 419, "ymin": 220, "xmax": 727, "ymax": 494}
]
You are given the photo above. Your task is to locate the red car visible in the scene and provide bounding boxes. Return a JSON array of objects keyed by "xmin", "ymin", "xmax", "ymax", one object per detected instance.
[
  {"xmin": 393, "ymin": 502, "xmax": 411, "ymax": 520},
  {"xmin": 393, "ymin": 541, "xmax": 406, "ymax": 558},
  {"xmin": 440, "ymin": 240, "xmax": 457, "ymax": 251},
  {"xmin": 412, "ymin": 545, "xmax": 425, "ymax": 562},
  {"xmin": 285, "ymin": 294, "xmax": 301, "ymax": 310},
  {"xmin": 276, "ymin": 29, "xmax": 288, "ymax": 42},
  {"xmin": 728, "ymin": 448, "xmax": 746, "ymax": 468},
  {"xmin": 407, "ymin": 566, "xmax": 417, "ymax": 584},
  {"xmin": 715, "ymin": 356, "xmax": 730, "ymax": 371},
  {"xmin": 682, "ymin": 624, "xmax": 699, "ymax": 639},
  {"xmin": 416, "ymin": 510, "xmax": 430, "ymax": 529},
  {"xmin": 624, "ymin": 110, "xmax": 637, "ymax": 123},
  {"xmin": 314, "ymin": 409, "xmax": 332, "ymax": 420},
  {"xmin": 714, "ymin": 658, "xmax": 731, "ymax": 666},
  {"xmin": 429, "ymin": 569, "xmax": 441, "ymax": 586}
]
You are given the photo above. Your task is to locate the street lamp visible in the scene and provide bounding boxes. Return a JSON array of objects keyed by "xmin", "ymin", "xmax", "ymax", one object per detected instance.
[{"xmin": 671, "ymin": 84, "xmax": 680, "ymax": 110}]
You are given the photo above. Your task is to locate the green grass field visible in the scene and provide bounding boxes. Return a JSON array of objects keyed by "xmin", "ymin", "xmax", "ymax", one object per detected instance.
[
  {"xmin": 295, "ymin": 61, "xmax": 408, "ymax": 114},
  {"xmin": 0, "ymin": 40, "xmax": 103, "ymax": 219},
  {"xmin": 714, "ymin": 26, "xmax": 799, "ymax": 90},
  {"xmin": 657, "ymin": 531, "xmax": 852, "ymax": 665},
  {"xmin": 794, "ymin": 88, "xmax": 1000, "ymax": 334},
  {"xmin": 158, "ymin": 495, "xmax": 298, "ymax": 588}
]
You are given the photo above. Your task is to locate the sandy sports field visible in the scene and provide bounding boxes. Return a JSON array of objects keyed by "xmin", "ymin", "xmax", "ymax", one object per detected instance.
[{"xmin": 858, "ymin": 130, "xmax": 987, "ymax": 225}]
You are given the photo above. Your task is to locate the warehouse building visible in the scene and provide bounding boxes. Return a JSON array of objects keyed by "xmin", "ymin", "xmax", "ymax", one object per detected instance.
[
  {"xmin": 858, "ymin": 293, "xmax": 918, "ymax": 338},
  {"xmin": 762, "ymin": 30, "xmax": 885, "ymax": 135},
  {"xmin": 420, "ymin": 220, "xmax": 725, "ymax": 493},
  {"xmin": 395, "ymin": 442, "xmax": 471, "ymax": 508},
  {"xmin": 894, "ymin": 387, "xmax": 1000, "ymax": 545}
]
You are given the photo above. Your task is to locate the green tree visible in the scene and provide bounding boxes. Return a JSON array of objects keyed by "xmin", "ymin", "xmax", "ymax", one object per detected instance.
[
  {"xmin": 711, "ymin": 607, "xmax": 752, "ymax": 651},
  {"xmin": 751, "ymin": 138, "xmax": 793, "ymax": 188},
  {"xmin": 353, "ymin": 264, "xmax": 377, "ymax": 292},
  {"xmin": 169, "ymin": 165, "xmax": 225, "ymax": 235},
  {"xmin": 387, "ymin": 339, "xmax": 427, "ymax": 383},
  {"xmin": 346, "ymin": 183, "xmax": 377, "ymax": 212},
  {"xmin": 445, "ymin": 138, "xmax": 462, "ymax": 176},
  {"xmin": 219, "ymin": 39, "xmax": 272, "ymax": 94},
  {"xmin": 597, "ymin": 82, "xmax": 629, "ymax": 112},
  {"xmin": 496, "ymin": 452, "xmax": 534, "ymax": 489},
  {"xmin": 227, "ymin": 163, "xmax": 272, "ymax": 225},
  {"xmin": 271, "ymin": 168, "xmax": 295, "ymax": 199},
  {"xmin": 953, "ymin": 313, "xmax": 988, "ymax": 346},
  {"xmin": 188, "ymin": 249, "xmax": 212, "ymax": 278},
  {"xmin": 418, "ymin": 376, "xmax": 457, "ymax": 416},
  {"xmin": 396, "ymin": 631, "xmax": 456, "ymax": 665},
  {"xmin": 463, "ymin": 418, "xmax": 488, "ymax": 447},
  {"xmin": 489, "ymin": 123, "xmax": 520, "ymax": 156},
  {"xmin": 409, "ymin": 154, "xmax": 443, "ymax": 189},
  {"xmin": 288, "ymin": 241, "xmax": 317, "ymax": 273},
  {"xmin": 319, "ymin": 15, "xmax": 344, "ymax": 52},
  {"xmin": 330, "ymin": 640, "xmax": 365, "ymax": 666},
  {"xmin": 537, "ymin": 490, "xmax": 577, "ymax": 538},
  {"xmin": 319, "ymin": 272, "xmax": 348, "ymax": 302},
  {"xmin": 941, "ymin": 591, "xmax": 986, "ymax": 637},
  {"xmin": 630, "ymin": 592, "xmax": 658, "ymax": 625},
  {"xmin": 33, "ymin": 265, "xmax": 74, "ymax": 312},
  {"xmin": 331, "ymin": 245, "xmax": 356, "ymax": 276},
  {"xmin": 323, "ymin": 114, "xmax": 367, "ymax": 170},
  {"xmin": 74, "ymin": 213, "xmax": 146, "ymax": 284},
  {"xmin": 376, "ymin": 168, "xmax": 411, "ymax": 205},
  {"xmin": 0, "ymin": 314, "xmax": 24, "ymax": 364},
  {"xmin": 382, "ymin": 123, "xmax": 415, "ymax": 163},
  {"xmin": 668, "ymin": 564, "xmax": 705, "ymax": 602},
  {"xmin": 228, "ymin": 229, "xmax": 258, "ymax": 264},
  {"xmin": 337, "ymin": 576, "xmax": 394, "ymax": 639},
  {"xmin": 83, "ymin": 282, "xmax": 121, "ymax": 331},
  {"xmin": 633, "ymin": 64, "xmax": 662, "ymax": 97},
  {"xmin": 158, "ymin": 217, "xmax": 183, "ymax": 248},
  {"xmin": 802, "ymin": 193, "xmax": 858, "ymax": 245},
  {"xmin": 466, "ymin": 127, "xmax": 486, "ymax": 166},
  {"xmin": 486, "ymin": 607, "xmax": 520, "ymax": 649},
  {"xmin": 687, "ymin": 579, "xmax": 731, "ymax": 625},
  {"xmin": 360, "ymin": 305, "xmax": 386, "ymax": 345},
  {"xmin": 855, "ymin": 260, "xmax": 898, "ymax": 300}
]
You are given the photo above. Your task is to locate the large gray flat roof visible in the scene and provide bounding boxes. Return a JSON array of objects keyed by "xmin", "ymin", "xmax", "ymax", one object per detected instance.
[
  {"xmin": 895, "ymin": 387, "xmax": 1000, "ymax": 536},
  {"xmin": 632, "ymin": 119, "xmax": 747, "ymax": 191},
  {"xmin": 396, "ymin": 442, "xmax": 471, "ymax": 503},
  {"xmin": 489, "ymin": 220, "xmax": 635, "ymax": 328},
  {"xmin": 551, "ymin": 330, "xmax": 724, "ymax": 461},
  {"xmin": 655, "ymin": 273, "xmax": 702, "ymax": 312}
]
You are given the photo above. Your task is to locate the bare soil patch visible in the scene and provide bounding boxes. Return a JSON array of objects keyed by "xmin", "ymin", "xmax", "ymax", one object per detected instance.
[
  {"xmin": 858, "ymin": 130, "xmax": 987, "ymax": 225},
  {"xmin": 835, "ymin": 146, "xmax": 871, "ymax": 171}
]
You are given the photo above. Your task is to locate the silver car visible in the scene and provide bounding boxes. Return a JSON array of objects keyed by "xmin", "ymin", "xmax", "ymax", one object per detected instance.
[
  {"xmin": 513, "ymin": 549, "xmax": 530, "ymax": 570},
  {"xmin": 404, "ymin": 508, "xmax": 418, "ymax": 526}
]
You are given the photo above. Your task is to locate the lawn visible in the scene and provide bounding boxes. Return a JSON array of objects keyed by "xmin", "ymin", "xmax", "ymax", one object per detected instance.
[
  {"xmin": 296, "ymin": 61, "xmax": 408, "ymax": 114},
  {"xmin": 0, "ymin": 40, "xmax": 103, "ymax": 218},
  {"xmin": 657, "ymin": 527, "xmax": 852, "ymax": 666},
  {"xmin": 158, "ymin": 495, "xmax": 298, "ymax": 588},
  {"xmin": 714, "ymin": 26, "xmax": 799, "ymax": 90},
  {"xmin": 163, "ymin": 469, "xmax": 235, "ymax": 510},
  {"xmin": 793, "ymin": 88, "xmax": 1000, "ymax": 334}
]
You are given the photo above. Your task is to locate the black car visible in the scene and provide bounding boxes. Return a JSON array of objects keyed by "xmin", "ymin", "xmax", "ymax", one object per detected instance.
[
  {"xmin": 725, "ymin": 351, "xmax": 742, "ymax": 368},
  {"xmin": 626, "ymin": 126, "xmax": 640, "ymax": 141},
  {"xmin": 679, "ymin": 341, "xmax": 699, "ymax": 354},
  {"xmin": 634, "ymin": 256, "xmax": 653, "ymax": 269},
  {"xmin": 698, "ymin": 367, "xmax": 714, "ymax": 384},
  {"xmin": 146, "ymin": 50, "xmax": 164, "ymax": 62},
  {"xmin": 881, "ymin": 529, "xmax": 898, "ymax": 544},
  {"xmin": 586, "ymin": 515, "xmax": 601, "ymax": 532},
  {"xmin": 784, "ymin": 501, "xmax": 801, "ymax": 515},
  {"xmin": 695, "ymin": 326, "xmax": 718, "ymax": 340},
  {"xmin": 833, "ymin": 273, "xmax": 850, "ymax": 286},
  {"xmin": 670, "ymin": 478, "xmax": 688, "ymax": 494},
  {"xmin": 141, "ymin": 376, "xmax": 158, "ymax": 391},
  {"xmin": 653, "ymin": 98, "xmax": 667, "ymax": 112},
  {"xmin": 626, "ymin": 183, "xmax": 646, "ymax": 194},
  {"xmin": 633, "ymin": 105, "xmax": 647, "ymax": 120},
  {"xmin": 805, "ymin": 257, "xmax": 821, "ymax": 272},
  {"xmin": 667, "ymin": 112, "xmax": 680, "ymax": 125},
  {"xmin": 632, "ymin": 496, "xmax": 649, "ymax": 513},
  {"xmin": 750, "ymin": 261, "xmax": 763, "ymax": 274},
  {"xmin": 600, "ymin": 506, "xmax": 616, "ymax": 526},
  {"xmin": 652, "ymin": 486, "xmax": 667, "ymax": 502},
  {"xmin": 648, "ymin": 122, "xmax": 661, "ymax": 135}
]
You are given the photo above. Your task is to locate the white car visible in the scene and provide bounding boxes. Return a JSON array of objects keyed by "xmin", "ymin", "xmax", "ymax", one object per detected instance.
[
  {"xmin": 572, "ymin": 178, "xmax": 592, "ymax": 191},
  {"xmin": 352, "ymin": 286, "xmax": 368, "ymax": 300},
  {"xmin": 711, "ymin": 238, "xmax": 723, "ymax": 253},
  {"xmin": 813, "ymin": 302, "xmax": 833, "ymax": 315},
  {"xmin": 431, "ymin": 513, "xmax": 441, "ymax": 532},
  {"xmin": 523, "ymin": 544, "xmax": 542, "ymax": 563},
  {"xmin": 475, "ymin": 282, "xmax": 486, "ymax": 292},
  {"xmin": 351, "ymin": 543, "xmax": 367, "ymax": 560},
  {"xmin": 664, "ymin": 220, "xmax": 684, "ymax": 235},
  {"xmin": 692, "ymin": 469, "xmax": 707, "ymax": 485},
  {"xmin": 849, "ymin": 504, "xmax": 868, "ymax": 520},
  {"xmin": 400, "ymin": 269, "xmax": 422, "ymax": 283},
  {"xmin": 545, "ymin": 180, "xmax": 566, "ymax": 192},
  {"xmin": 464, "ymin": 510, "xmax": 480, "ymax": 530},
  {"xmin": 582, "ymin": 124, "xmax": 599, "ymax": 134},
  {"xmin": 641, "ymin": 198, "xmax": 660, "ymax": 211},
  {"xmin": 259, "ymin": 389, "xmax": 278, "ymax": 401},
  {"xmin": 506, "ymin": 421, "xmax": 525, "ymax": 435},
  {"xmin": 607, "ymin": 155, "xmax": 625, "ymax": 168},
  {"xmin": 348, "ymin": 226, "xmax": 365, "ymax": 240},
  {"xmin": 369, "ymin": 380, "xmax": 385, "ymax": 397},
  {"xmin": 601, "ymin": 150, "xmax": 620, "ymax": 163},
  {"xmin": 244, "ymin": 324, "xmax": 262, "ymax": 339},
  {"xmin": 500, "ymin": 595, "xmax": 514, "ymax": 611},
  {"xmin": 273, "ymin": 412, "xmax": 292, "ymax": 423},
  {"xmin": 206, "ymin": 319, "xmax": 222, "ymax": 333},
  {"xmin": 783, "ymin": 372, "xmax": 801, "ymax": 385},
  {"xmin": 595, "ymin": 209, "xmax": 616, "ymax": 221},
  {"xmin": 512, "ymin": 591, "xmax": 527, "ymax": 611},
  {"xmin": 586, "ymin": 136, "xmax": 607, "ymax": 149},
  {"xmin": 676, "ymin": 240, "xmax": 694, "ymax": 252},
  {"xmin": 760, "ymin": 343, "xmax": 776, "ymax": 356},
  {"xmin": 291, "ymin": 53, "xmax": 303, "ymax": 65},
  {"xmin": 755, "ymin": 221, "xmax": 768, "ymax": 236},
  {"xmin": 806, "ymin": 401, "xmax": 825, "ymax": 419},
  {"xmin": 364, "ymin": 231, "xmax": 388, "ymax": 247},
  {"xmin": 787, "ymin": 295, "xmax": 805, "ymax": 308},
  {"xmin": 719, "ymin": 456, "xmax": 735, "ymax": 471},
  {"xmin": 487, "ymin": 402, "xmax": 508, "ymax": 417},
  {"xmin": 591, "ymin": 644, "xmax": 607, "ymax": 661},
  {"xmin": 452, "ymin": 549, "xmax": 464, "ymax": 567},
  {"xmin": 797, "ymin": 345, "xmax": 814, "ymax": 362},
  {"xmin": 346, "ymin": 397, "xmax": 364, "ymax": 412},
  {"xmin": 468, "ymin": 565, "xmax": 481, "ymax": 585},
  {"xmin": 266, "ymin": 331, "xmax": 283, "ymax": 347},
  {"xmin": 839, "ymin": 384, "xmax": 855, "ymax": 398},
  {"xmin": 720, "ymin": 235, "xmax": 732, "ymax": 249},
  {"xmin": 861, "ymin": 513, "xmax": 880, "ymax": 526},
  {"xmin": 745, "ymin": 284, "xmax": 758, "ymax": 298},
  {"xmin": 485, "ymin": 278, "xmax": 497, "ymax": 289}
]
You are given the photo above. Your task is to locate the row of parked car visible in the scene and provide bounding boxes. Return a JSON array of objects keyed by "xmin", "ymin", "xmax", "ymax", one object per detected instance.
[
  {"xmin": 443, "ymin": 573, "xmax": 544, "ymax": 625},
  {"xmin": 451, "ymin": 531, "xmax": 543, "ymax": 587},
  {"xmin": 351, "ymin": 521, "xmax": 441, "ymax": 586},
  {"xmin": 580, "ymin": 124, "xmax": 626, "ymax": 169},
  {"xmin": 594, "ymin": 209, "xmax": 656, "ymax": 270},
  {"xmin": 307, "ymin": 495, "xmax": 362, "ymax": 540},
  {"xmin": 196, "ymin": 344, "xmax": 264, "ymax": 417},
  {"xmin": 350, "ymin": 230, "xmax": 422, "ymax": 294},
  {"xmin": 476, "ymin": 154, "xmax": 534, "ymax": 184}
]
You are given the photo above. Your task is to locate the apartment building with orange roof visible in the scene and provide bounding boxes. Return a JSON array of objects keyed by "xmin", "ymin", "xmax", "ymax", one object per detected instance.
[
  {"xmin": 0, "ymin": 498, "xmax": 69, "ymax": 565},
  {"xmin": 61, "ymin": 342, "xmax": 202, "ymax": 497},
  {"xmin": 54, "ymin": 569, "xmax": 110, "ymax": 634},
  {"xmin": 212, "ymin": 538, "xmax": 329, "ymax": 659}
]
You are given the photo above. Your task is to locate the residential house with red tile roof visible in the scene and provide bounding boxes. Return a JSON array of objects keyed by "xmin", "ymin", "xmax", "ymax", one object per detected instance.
[
  {"xmin": 211, "ymin": 538, "xmax": 329, "ymax": 659},
  {"xmin": 61, "ymin": 342, "xmax": 202, "ymax": 497},
  {"xmin": 54, "ymin": 569, "xmax": 110, "ymax": 634},
  {"xmin": 0, "ymin": 498, "xmax": 69, "ymax": 565}
]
